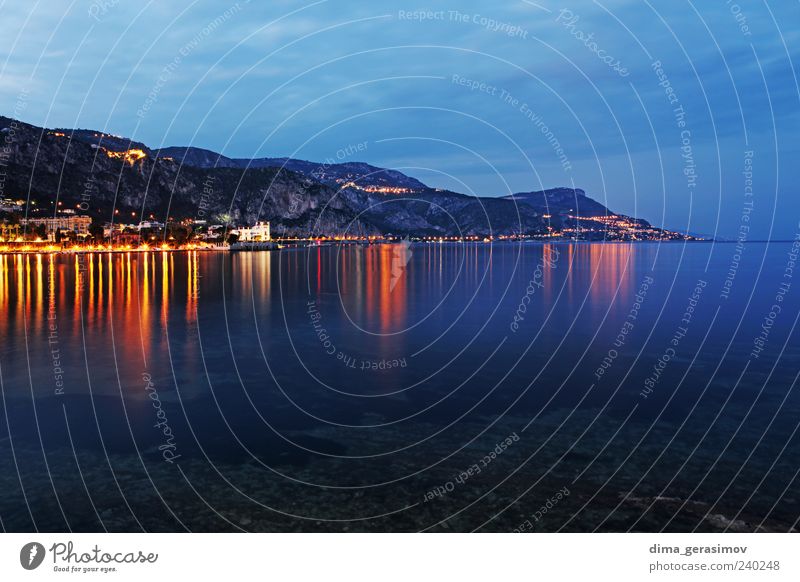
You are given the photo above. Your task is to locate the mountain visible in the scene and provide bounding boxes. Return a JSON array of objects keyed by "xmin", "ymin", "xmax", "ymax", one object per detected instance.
[
  {"xmin": 504, "ymin": 188, "xmax": 602, "ymax": 214},
  {"xmin": 2, "ymin": 117, "xmax": 367, "ymax": 237},
  {"xmin": 152, "ymin": 146, "xmax": 429, "ymax": 192},
  {"xmin": 0, "ymin": 116, "xmax": 689, "ymax": 239}
]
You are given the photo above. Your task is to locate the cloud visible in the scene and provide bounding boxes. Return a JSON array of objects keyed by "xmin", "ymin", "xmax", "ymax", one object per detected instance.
[{"xmin": 0, "ymin": 0, "xmax": 797, "ymax": 237}]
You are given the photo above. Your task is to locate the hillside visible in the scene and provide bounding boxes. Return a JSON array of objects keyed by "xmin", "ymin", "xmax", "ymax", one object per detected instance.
[{"xmin": 0, "ymin": 116, "xmax": 687, "ymax": 239}]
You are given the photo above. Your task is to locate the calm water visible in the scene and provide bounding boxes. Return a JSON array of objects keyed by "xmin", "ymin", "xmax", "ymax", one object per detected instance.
[{"xmin": 0, "ymin": 242, "xmax": 798, "ymax": 532}]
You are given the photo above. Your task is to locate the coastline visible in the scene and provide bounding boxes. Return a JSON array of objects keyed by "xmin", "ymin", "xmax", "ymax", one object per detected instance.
[
  {"xmin": 0, "ymin": 235, "xmax": 727, "ymax": 256},
  {"xmin": 0, "ymin": 238, "xmax": 733, "ymax": 255}
]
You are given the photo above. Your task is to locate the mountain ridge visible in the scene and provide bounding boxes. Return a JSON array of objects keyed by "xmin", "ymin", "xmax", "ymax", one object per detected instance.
[{"xmin": 1, "ymin": 115, "xmax": 690, "ymax": 240}]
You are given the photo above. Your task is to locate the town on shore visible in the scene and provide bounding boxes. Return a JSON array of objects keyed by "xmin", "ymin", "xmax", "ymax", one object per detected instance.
[
  {"xmin": 0, "ymin": 197, "xmax": 697, "ymax": 255},
  {"xmin": 0, "ymin": 117, "xmax": 702, "ymax": 252}
]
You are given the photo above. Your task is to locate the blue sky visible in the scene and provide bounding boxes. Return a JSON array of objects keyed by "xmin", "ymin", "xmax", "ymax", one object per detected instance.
[{"xmin": 1, "ymin": 0, "xmax": 798, "ymax": 238}]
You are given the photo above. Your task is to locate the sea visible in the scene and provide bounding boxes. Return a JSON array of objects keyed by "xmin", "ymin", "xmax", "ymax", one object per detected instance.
[{"xmin": 0, "ymin": 241, "xmax": 798, "ymax": 532}]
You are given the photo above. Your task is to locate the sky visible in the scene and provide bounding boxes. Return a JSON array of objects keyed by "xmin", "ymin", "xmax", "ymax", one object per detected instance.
[{"xmin": 1, "ymin": 0, "xmax": 798, "ymax": 239}]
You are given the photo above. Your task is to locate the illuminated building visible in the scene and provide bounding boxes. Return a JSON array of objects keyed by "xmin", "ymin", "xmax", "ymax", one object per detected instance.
[
  {"xmin": 20, "ymin": 215, "xmax": 91, "ymax": 240},
  {"xmin": 233, "ymin": 221, "xmax": 271, "ymax": 242},
  {"xmin": 104, "ymin": 148, "xmax": 147, "ymax": 165},
  {"xmin": 0, "ymin": 222, "xmax": 21, "ymax": 241}
]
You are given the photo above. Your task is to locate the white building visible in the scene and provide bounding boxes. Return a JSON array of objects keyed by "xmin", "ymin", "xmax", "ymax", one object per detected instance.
[
  {"xmin": 137, "ymin": 221, "xmax": 165, "ymax": 230},
  {"xmin": 234, "ymin": 221, "xmax": 271, "ymax": 242}
]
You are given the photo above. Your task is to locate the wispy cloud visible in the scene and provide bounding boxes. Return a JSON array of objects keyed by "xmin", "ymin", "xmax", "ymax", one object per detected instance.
[{"xmin": 0, "ymin": 0, "xmax": 797, "ymax": 237}]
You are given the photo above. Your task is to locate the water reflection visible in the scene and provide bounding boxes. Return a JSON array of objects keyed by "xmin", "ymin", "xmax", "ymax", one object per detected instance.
[{"xmin": 0, "ymin": 242, "xmax": 785, "ymax": 404}]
